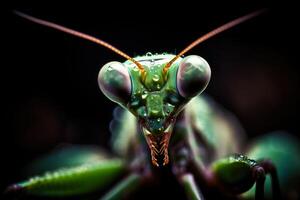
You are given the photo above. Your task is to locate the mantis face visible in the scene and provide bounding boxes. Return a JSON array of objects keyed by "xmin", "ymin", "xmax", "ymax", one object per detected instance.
[
  {"xmin": 98, "ymin": 54, "xmax": 211, "ymax": 166},
  {"xmin": 15, "ymin": 10, "xmax": 264, "ymax": 167}
]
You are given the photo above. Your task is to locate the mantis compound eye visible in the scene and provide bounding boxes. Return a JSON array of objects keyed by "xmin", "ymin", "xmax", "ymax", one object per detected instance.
[
  {"xmin": 176, "ymin": 55, "xmax": 211, "ymax": 98},
  {"xmin": 98, "ymin": 61, "xmax": 131, "ymax": 105}
]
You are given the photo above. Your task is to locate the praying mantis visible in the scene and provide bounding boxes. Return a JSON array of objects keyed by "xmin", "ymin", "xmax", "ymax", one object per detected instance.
[{"xmin": 5, "ymin": 10, "xmax": 300, "ymax": 200}]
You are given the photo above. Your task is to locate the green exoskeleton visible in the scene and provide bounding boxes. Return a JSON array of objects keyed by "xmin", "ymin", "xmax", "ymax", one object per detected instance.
[{"xmin": 7, "ymin": 10, "xmax": 300, "ymax": 200}]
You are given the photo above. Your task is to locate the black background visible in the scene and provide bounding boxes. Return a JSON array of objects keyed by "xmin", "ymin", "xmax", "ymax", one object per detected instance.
[{"xmin": 2, "ymin": 0, "xmax": 300, "ymax": 199}]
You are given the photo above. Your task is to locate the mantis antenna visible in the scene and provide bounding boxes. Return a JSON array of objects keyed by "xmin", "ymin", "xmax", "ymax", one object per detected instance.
[
  {"xmin": 14, "ymin": 11, "xmax": 145, "ymax": 72},
  {"xmin": 163, "ymin": 9, "xmax": 267, "ymax": 73}
]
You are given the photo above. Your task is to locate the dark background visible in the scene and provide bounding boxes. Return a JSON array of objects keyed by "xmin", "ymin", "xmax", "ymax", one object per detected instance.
[{"xmin": 2, "ymin": 0, "xmax": 300, "ymax": 199}]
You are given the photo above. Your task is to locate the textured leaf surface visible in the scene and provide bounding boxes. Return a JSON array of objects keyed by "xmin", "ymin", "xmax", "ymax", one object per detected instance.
[{"xmin": 15, "ymin": 159, "xmax": 126, "ymax": 196}]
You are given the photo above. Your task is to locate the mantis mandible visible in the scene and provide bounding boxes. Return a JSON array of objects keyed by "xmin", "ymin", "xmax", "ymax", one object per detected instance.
[{"xmin": 6, "ymin": 10, "xmax": 300, "ymax": 200}]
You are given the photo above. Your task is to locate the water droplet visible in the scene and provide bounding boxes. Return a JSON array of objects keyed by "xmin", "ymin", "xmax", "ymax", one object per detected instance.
[
  {"xmin": 156, "ymin": 84, "xmax": 161, "ymax": 89},
  {"xmin": 157, "ymin": 118, "xmax": 161, "ymax": 122},
  {"xmin": 152, "ymin": 75, "xmax": 160, "ymax": 82},
  {"xmin": 135, "ymin": 90, "xmax": 141, "ymax": 95},
  {"xmin": 142, "ymin": 94, "xmax": 148, "ymax": 99},
  {"xmin": 150, "ymin": 59, "xmax": 155, "ymax": 65},
  {"xmin": 152, "ymin": 110, "xmax": 159, "ymax": 114},
  {"xmin": 146, "ymin": 52, "xmax": 153, "ymax": 57},
  {"xmin": 131, "ymin": 100, "xmax": 139, "ymax": 107}
]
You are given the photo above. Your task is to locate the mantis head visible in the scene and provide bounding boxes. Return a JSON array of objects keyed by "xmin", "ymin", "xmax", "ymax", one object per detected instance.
[
  {"xmin": 98, "ymin": 54, "xmax": 211, "ymax": 166},
  {"xmin": 15, "ymin": 10, "xmax": 265, "ymax": 167}
]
